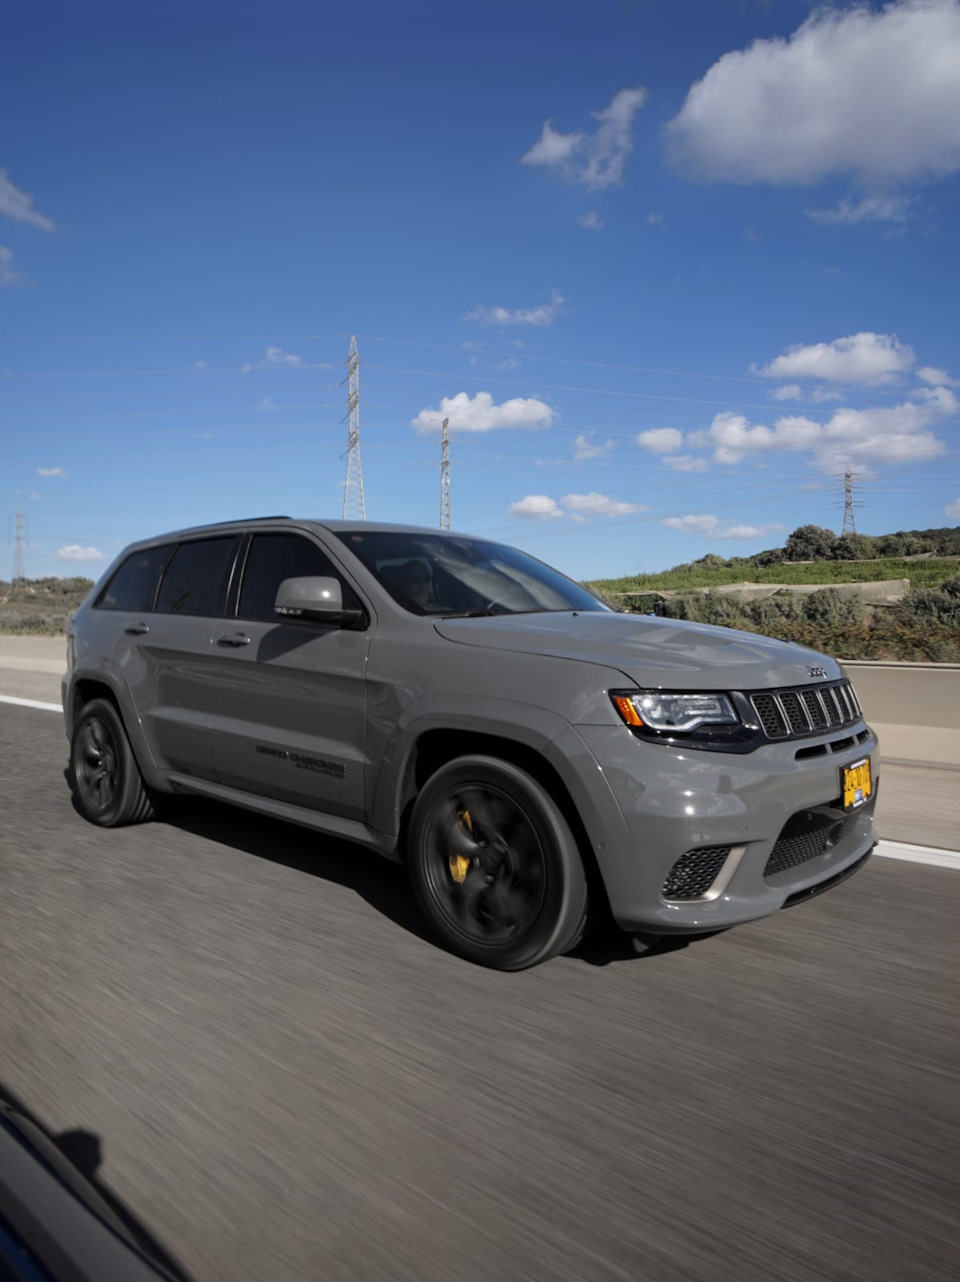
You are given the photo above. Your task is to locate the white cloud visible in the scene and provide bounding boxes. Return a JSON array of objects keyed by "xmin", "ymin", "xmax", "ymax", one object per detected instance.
[
  {"xmin": 510, "ymin": 491, "xmax": 646, "ymax": 520},
  {"xmin": 912, "ymin": 385, "xmax": 959, "ymax": 411},
  {"xmin": 576, "ymin": 211, "xmax": 604, "ymax": 231},
  {"xmin": 806, "ymin": 194, "xmax": 914, "ymax": 225},
  {"xmin": 945, "ymin": 498, "xmax": 960, "ymax": 519},
  {"xmin": 772, "ymin": 383, "xmax": 845, "ymax": 403},
  {"xmin": 753, "ymin": 332, "xmax": 915, "ymax": 386},
  {"xmin": 28, "ymin": 491, "xmax": 40, "ymax": 501},
  {"xmin": 0, "ymin": 245, "xmax": 26, "ymax": 288},
  {"xmin": 412, "ymin": 391, "xmax": 553, "ymax": 434},
  {"xmin": 663, "ymin": 514, "xmax": 784, "ymax": 540},
  {"xmin": 190, "ymin": 360, "xmax": 208, "ymax": 370},
  {"xmin": 510, "ymin": 494, "xmax": 563, "ymax": 520},
  {"xmin": 465, "ymin": 290, "xmax": 564, "ymax": 327},
  {"xmin": 561, "ymin": 492, "xmax": 644, "ymax": 518},
  {"xmin": 572, "ymin": 432, "xmax": 614, "ymax": 461},
  {"xmin": 918, "ymin": 365, "xmax": 959, "ymax": 386},
  {"xmin": 522, "ymin": 87, "xmax": 648, "ymax": 190},
  {"xmin": 637, "ymin": 427, "xmax": 683, "ymax": 454},
  {"xmin": 742, "ymin": 226, "xmax": 763, "ymax": 243},
  {"xmin": 37, "ymin": 466, "xmax": 66, "ymax": 477},
  {"xmin": 662, "ymin": 454, "xmax": 709, "ymax": 472},
  {"xmin": 646, "ymin": 211, "xmax": 665, "ymax": 227},
  {"xmin": 264, "ymin": 346, "xmax": 302, "ymax": 366},
  {"xmin": 255, "ymin": 397, "xmax": 279, "ymax": 410},
  {"xmin": 497, "ymin": 357, "xmax": 522, "ymax": 370},
  {"xmin": 665, "ymin": 1, "xmax": 960, "ymax": 189},
  {"xmin": 0, "ymin": 169, "xmax": 55, "ymax": 231},
  {"xmin": 703, "ymin": 395, "xmax": 951, "ymax": 472},
  {"xmin": 58, "ymin": 545, "xmax": 105, "ymax": 562}
]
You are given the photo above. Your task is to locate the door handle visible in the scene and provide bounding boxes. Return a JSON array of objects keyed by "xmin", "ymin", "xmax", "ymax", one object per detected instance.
[
  {"xmin": 124, "ymin": 622, "xmax": 150, "ymax": 635},
  {"xmin": 217, "ymin": 633, "xmax": 252, "ymax": 647}
]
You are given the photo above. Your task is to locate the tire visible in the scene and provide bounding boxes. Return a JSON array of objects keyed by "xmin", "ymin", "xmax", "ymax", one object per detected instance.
[
  {"xmin": 70, "ymin": 698, "xmax": 156, "ymax": 827},
  {"xmin": 407, "ymin": 755, "xmax": 587, "ymax": 970}
]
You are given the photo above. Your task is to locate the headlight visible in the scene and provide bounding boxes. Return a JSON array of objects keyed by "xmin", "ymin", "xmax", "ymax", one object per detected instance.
[{"xmin": 611, "ymin": 689, "xmax": 747, "ymax": 748}]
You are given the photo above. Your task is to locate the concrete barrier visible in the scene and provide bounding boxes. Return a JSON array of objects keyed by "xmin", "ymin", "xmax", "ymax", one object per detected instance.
[{"xmin": 844, "ymin": 661, "xmax": 960, "ymax": 767}]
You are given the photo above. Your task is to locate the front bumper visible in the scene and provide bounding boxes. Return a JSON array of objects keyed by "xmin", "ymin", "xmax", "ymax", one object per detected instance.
[{"xmin": 573, "ymin": 722, "xmax": 879, "ymax": 934}]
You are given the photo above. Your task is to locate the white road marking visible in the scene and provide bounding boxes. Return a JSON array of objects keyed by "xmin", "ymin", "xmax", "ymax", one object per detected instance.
[
  {"xmin": 874, "ymin": 840, "xmax": 960, "ymax": 871},
  {"xmin": 2, "ymin": 694, "xmax": 957, "ymax": 868},
  {"xmin": 0, "ymin": 694, "xmax": 62, "ymax": 713}
]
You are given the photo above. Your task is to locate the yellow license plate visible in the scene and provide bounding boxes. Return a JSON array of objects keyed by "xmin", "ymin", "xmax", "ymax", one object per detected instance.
[{"xmin": 842, "ymin": 757, "xmax": 872, "ymax": 811}]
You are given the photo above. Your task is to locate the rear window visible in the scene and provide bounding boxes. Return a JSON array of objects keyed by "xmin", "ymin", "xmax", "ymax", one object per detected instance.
[
  {"xmin": 97, "ymin": 544, "xmax": 173, "ymax": 611},
  {"xmin": 155, "ymin": 537, "xmax": 237, "ymax": 616}
]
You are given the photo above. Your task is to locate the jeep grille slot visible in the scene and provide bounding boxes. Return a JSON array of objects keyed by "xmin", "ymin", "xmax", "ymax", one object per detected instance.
[
  {"xmin": 749, "ymin": 679, "xmax": 861, "ymax": 742},
  {"xmin": 662, "ymin": 846, "xmax": 732, "ymax": 900}
]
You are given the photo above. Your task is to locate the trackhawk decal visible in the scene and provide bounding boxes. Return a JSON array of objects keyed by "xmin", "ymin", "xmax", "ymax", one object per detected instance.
[{"xmin": 255, "ymin": 744, "xmax": 346, "ymax": 779}]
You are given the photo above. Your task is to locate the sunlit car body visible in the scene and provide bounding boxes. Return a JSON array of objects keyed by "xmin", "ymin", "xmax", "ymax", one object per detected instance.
[{"xmin": 63, "ymin": 518, "xmax": 878, "ymax": 969}]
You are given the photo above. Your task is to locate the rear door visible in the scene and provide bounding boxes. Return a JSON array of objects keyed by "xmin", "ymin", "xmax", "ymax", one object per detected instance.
[
  {"xmin": 208, "ymin": 530, "xmax": 371, "ymax": 820},
  {"xmin": 114, "ymin": 535, "xmax": 239, "ymax": 780}
]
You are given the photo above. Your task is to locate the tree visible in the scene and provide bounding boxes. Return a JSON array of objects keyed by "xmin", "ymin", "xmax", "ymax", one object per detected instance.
[
  {"xmin": 784, "ymin": 525, "xmax": 839, "ymax": 562},
  {"xmin": 833, "ymin": 533, "xmax": 876, "ymax": 560}
]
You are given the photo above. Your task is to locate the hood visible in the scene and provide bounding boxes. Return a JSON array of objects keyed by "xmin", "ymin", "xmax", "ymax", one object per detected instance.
[{"xmin": 433, "ymin": 612, "xmax": 842, "ymax": 691}]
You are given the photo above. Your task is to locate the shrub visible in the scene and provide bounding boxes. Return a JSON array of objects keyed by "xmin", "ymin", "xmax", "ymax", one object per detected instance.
[
  {"xmin": 896, "ymin": 575, "xmax": 960, "ymax": 627},
  {"xmin": 801, "ymin": 587, "xmax": 864, "ymax": 625}
]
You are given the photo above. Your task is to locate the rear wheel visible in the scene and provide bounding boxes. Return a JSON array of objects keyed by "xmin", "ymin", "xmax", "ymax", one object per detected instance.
[
  {"xmin": 407, "ymin": 756, "xmax": 587, "ymax": 970},
  {"xmin": 70, "ymin": 698, "xmax": 156, "ymax": 827}
]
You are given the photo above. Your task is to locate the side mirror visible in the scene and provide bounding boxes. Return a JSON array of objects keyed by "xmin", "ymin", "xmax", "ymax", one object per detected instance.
[{"xmin": 274, "ymin": 577, "xmax": 363, "ymax": 627}]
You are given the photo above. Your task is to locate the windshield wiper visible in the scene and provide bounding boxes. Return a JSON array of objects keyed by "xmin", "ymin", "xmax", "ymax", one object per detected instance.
[{"xmin": 439, "ymin": 609, "xmax": 497, "ymax": 618}]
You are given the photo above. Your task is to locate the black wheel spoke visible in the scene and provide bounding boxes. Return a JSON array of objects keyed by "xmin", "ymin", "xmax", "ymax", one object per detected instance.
[{"xmin": 424, "ymin": 780, "xmax": 547, "ymax": 945}]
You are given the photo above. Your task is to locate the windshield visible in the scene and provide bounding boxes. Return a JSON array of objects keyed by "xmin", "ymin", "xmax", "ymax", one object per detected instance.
[{"xmin": 335, "ymin": 531, "xmax": 611, "ymax": 617}]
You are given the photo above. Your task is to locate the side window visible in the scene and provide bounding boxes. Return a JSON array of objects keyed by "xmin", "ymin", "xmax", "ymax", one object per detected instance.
[
  {"xmin": 97, "ymin": 545, "xmax": 173, "ymax": 611},
  {"xmin": 238, "ymin": 533, "xmax": 361, "ymax": 622},
  {"xmin": 155, "ymin": 538, "xmax": 236, "ymax": 616}
]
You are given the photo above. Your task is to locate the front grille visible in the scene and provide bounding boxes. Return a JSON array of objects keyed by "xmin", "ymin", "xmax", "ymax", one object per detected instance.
[
  {"xmin": 662, "ymin": 846, "xmax": 731, "ymax": 900},
  {"xmin": 750, "ymin": 680, "xmax": 861, "ymax": 742},
  {"xmin": 764, "ymin": 811, "xmax": 857, "ymax": 878}
]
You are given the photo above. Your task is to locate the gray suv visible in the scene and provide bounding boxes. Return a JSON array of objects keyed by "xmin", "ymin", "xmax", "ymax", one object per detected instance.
[{"xmin": 64, "ymin": 517, "xmax": 878, "ymax": 969}]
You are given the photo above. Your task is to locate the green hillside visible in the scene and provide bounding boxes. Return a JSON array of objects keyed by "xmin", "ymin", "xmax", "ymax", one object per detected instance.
[{"xmin": 590, "ymin": 557, "xmax": 959, "ymax": 596}]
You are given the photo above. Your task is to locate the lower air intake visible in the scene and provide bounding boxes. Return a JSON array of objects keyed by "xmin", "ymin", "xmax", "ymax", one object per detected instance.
[
  {"xmin": 662, "ymin": 846, "xmax": 732, "ymax": 900},
  {"xmin": 765, "ymin": 811, "xmax": 856, "ymax": 878}
]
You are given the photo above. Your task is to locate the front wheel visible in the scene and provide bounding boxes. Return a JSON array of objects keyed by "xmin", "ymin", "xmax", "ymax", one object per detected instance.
[
  {"xmin": 70, "ymin": 698, "xmax": 156, "ymax": 827},
  {"xmin": 407, "ymin": 756, "xmax": 587, "ymax": 970}
]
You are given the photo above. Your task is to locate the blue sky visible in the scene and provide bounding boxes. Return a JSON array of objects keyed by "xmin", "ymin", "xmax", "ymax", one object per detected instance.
[{"xmin": 3, "ymin": 0, "xmax": 959, "ymax": 582}]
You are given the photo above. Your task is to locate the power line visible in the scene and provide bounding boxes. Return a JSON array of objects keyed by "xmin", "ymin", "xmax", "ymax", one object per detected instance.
[{"xmin": 3, "ymin": 327, "xmax": 926, "ymax": 400}]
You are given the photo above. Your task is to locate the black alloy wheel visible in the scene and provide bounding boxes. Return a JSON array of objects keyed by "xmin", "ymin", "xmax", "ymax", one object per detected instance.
[
  {"xmin": 70, "ymin": 698, "xmax": 156, "ymax": 827},
  {"xmin": 407, "ymin": 756, "xmax": 587, "ymax": 970}
]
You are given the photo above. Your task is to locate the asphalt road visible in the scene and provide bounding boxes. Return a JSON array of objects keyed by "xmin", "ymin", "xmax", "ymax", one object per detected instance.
[{"xmin": 1, "ymin": 705, "xmax": 959, "ymax": 1282}]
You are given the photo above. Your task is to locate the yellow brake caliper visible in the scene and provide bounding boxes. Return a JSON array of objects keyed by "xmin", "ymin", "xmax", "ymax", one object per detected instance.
[{"xmin": 449, "ymin": 809, "xmax": 473, "ymax": 884}]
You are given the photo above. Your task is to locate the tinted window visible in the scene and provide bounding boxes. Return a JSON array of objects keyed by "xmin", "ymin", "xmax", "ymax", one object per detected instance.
[
  {"xmin": 97, "ymin": 544, "xmax": 173, "ymax": 611},
  {"xmin": 238, "ymin": 533, "xmax": 361, "ymax": 622},
  {"xmin": 155, "ymin": 538, "xmax": 236, "ymax": 616},
  {"xmin": 335, "ymin": 531, "xmax": 609, "ymax": 617}
]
